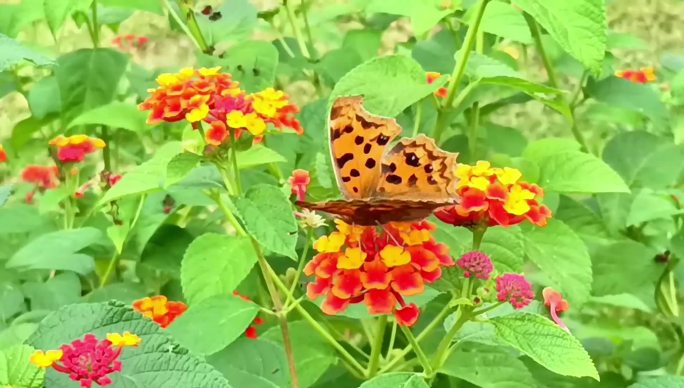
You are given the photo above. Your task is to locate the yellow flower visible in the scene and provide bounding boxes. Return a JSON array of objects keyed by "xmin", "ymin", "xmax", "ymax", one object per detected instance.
[
  {"xmin": 198, "ymin": 66, "xmax": 221, "ymax": 77},
  {"xmin": 467, "ymin": 176, "xmax": 490, "ymax": 192},
  {"xmin": 335, "ymin": 219, "xmax": 364, "ymax": 242},
  {"xmin": 337, "ymin": 248, "xmax": 367, "ymax": 270},
  {"xmin": 314, "ymin": 232, "xmax": 346, "ymax": 253},
  {"xmin": 178, "ymin": 67, "xmax": 195, "ymax": 80},
  {"xmin": 107, "ymin": 332, "xmax": 142, "ymax": 348},
  {"xmin": 30, "ymin": 349, "xmax": 63, "ymax": 368},
  {"xmin": 380, "ymin": 245, "xmax": 411, "ymax": 267},
  {"xmin": 251, "ymin": 88, "xmax": 288, "ymax": 118},
  {"xmin": 244, "ymin": 113, "xmax": 267, "ymax": 136},
  {"xmin": 503, "ymin": 185, "xmax": 535, "ymax": 215},
  {"xmin": 185, "ymin": 104, "xmax": 209, "ymax": 123},
  {"xmin": 401, "ymin": 229, "xmax": 430, "ymax": 246},
  {"xmin": 494, "ymin": 167, "xmax": 522, "ymax": 186},
  {"xmin": 227, "ymin": 110, "xmax": 248, "ymax": 129},
  {"xmin": 471, "ymin": 161, "xmax": 493, "ymax": 176},
  {"xmin": 156, "ymin": 73, "xmax": 180, "ymax": 87}
]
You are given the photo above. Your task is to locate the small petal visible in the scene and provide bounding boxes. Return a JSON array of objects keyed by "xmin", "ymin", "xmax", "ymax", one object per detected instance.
[{"xmin": 395, "ymin": 304, "xmax": 420, "ymax": 326}]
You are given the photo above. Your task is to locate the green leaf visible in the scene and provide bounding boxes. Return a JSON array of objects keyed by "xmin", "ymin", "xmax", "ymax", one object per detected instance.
[
  {"xmin": 513, "ymin": 0, "xmax": 606, "ymax": 73},
  {"xmin": 524, "ymin": 140, "xmax": 629, "ymax": 194},
  {"xmin": 522, "ymin": 219, "xmax": 592, "ymax": 306},
  {"xmin": 0, "ymin": 0, "xmax": 45, "ymax": 38},
  {"xmin": 99, "ymin": 142, "xmax": 183, "ymax": 204},
  {"xmin": 0, "ymin": 344, "xmax": 44, "ymax": 388},
  {"xmin": 181, "ymin": 234, "xmax": 257, "ymax": 305},
  {"xmin": 481, "ymin": 226, "xmax": 525, "ymax": 273},
  {"xmin": 237, "ymin": 145, "xmax": 287, "ymax": 170},
  {"xmin": 28, "ymin": 302, "xmax": 231, "ymax": 387},
  {"xmin": 166, "ymin": 152, "xmax": 201, "ymax": 185},
  {"xmin": 234, "ymin": 184, "xmax": 298, "ymax": 260},
  {"xmin": 67, "ymin": 101, "xmax": 149, "ymax": 131},
  {"xmin": 0, "ymin": 33, "xmax": 54, "ymax": 71},
  {"xmin": 489, "ymin": 312, "xmax": 598, "ymax": 379},
  {"xmin": 168, "ymin": 295, "xmax": 258, "ymax": 355},
  {"xmin": 331, "ymin": 55, "xmax": 444, "ymax": 117},
  {"xmin": 43, "ymin": 0, "xmax": 92, "ymax": 37},
  {"xmin": 627, "ymin": 190, "xmax": 682, "ymax": 226},
  {"xmin": 22, "ymin": 272, "xmax": 81, "ymax": 310},
  {"xmin": 55, "ymin": 48, "xmax": 129, "ymax": 124},
  {"xmin": 208, "ymin": 338, "xmax": 290, "ymax": 388},
  {"xmin": 440, "ymin": 342, "xmax": 536, "ymax": 387},
  {"xmin": 359, "ymin": 372, "xmax": 430, "ymax": 388},
  {"xmin": 99, "ymin": 0, "xmax": 163, "ymax": 13},
  {"xmin": 474, "ymin": 1, "xmax": 531, "ymax": 44},
  {"xmin": 628, "ymin": 375, "xmax": 684, "ymax": 388},
  {"xmin": 221, "ymin": 41, "xmax": 279, "ymax": 93},
  {"xmin": 27, "ymin": 76, "xmax": 61, "ymax": 119},
  {"xmin": 603, "ymin": 131, "xmax": 684, "ymax": 189},
  {"xmin": 262, "ymin": 321, "xmax": 336, "ymax": 388},
  {"xmin": 365, "ymin": 0, "xmax": 453, "ymax": 36},
  {"xmin": 591, "ymin": 240, "xmax": 661, "ymax": 301},
  {"xmin": 6, "ymin": 227, "xmax": 102, "ymax": 275},
  {"xmin": 0, "ymin": 205, "xmax": 47, "ymax": 234},
  {"xmin": 197, "ymin": 0, "xmax": 257, "ymax": 46}
]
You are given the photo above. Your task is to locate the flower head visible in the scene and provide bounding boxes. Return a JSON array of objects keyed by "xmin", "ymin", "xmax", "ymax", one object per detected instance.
[
  {"xmin": 50, "ymin": 134, "xmax": 105, "ymax": 163},
  {"xmin": 457, "ymin": 251, "xmax": 493, "ymax": 280},
  {"xmin": 304, "ymin": 220, "xmax": 454, "ymax": 326},
  {"xmin": 289, "ymin": 169, "xmax": 310, "ymax": 202},
  {"xmin": 543, "ymin": 287, "xmax": 569, "ymax": 332},
  {"xmin": 0, "ymin": 144, "xmax": 7, "ymax": 163},
  {"xmin": 248, "ymin": 87, "xmax": 303, "ymax": 135},
  {"xmin": 435, "ymin": 162, "xmax": 551, "ymax": 228},
  {"xmin": 132, "ymin": 296, "xmax": 187, "ymax": 328},
  {"xmin": 30, "ymin": 333, "xmax": 140, "ymax": 388},
  {"xmin": 22, "ymin": 165, "xmax": 60, "ymax": 189},
  {"xmin": 615, "ymin": 66, "xmax": 656, "ymax": 84},
  {"xmin": 295, "ymin": 209, "xmax": 327, "ymax": 229},
  {"xmin": 426, "ymin": 72, "xmax": 448, "ymax": 99},
  {"xmin": 496, "ymin": 273, "xmax": 534, "ymax": 309}
]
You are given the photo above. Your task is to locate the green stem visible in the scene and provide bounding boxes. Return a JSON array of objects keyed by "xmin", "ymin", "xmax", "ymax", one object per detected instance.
[
  {"xmin": 102, "ymin": 127, "xmax": 111, "ymax": 172},
  {"xmin": 300, "ymin": 0, "xmax": 317, "ymax": 60},
  {"xmin": 163, "ymin": 0, "xmax": 202, "ymax": 51},
  {"xmin": 228, "ymin": 131, "xmax": 243, "ymax": 195},
  {"xmin": 177, "ymin": 0, "xmax": 211, "ymax": 53},
  {"xmin": 467, "ymin": 103, "xmax": 480, "ymax": 160},
  {"xmin": 63, "ymin": 172, "xmax": 79, "ymax": 230},
  {"xmin": 284, "ymin": 229, "xmax": 312, "ymax": 307},
  {"xmin": 432, "ymin": 0, "xmax": 490, "ymax": 143},
  {"xmin": 367, "ymin": 316, "xmax": 387, "ymax": 377},
  {"xmin": 471, "ymin": 301, "xmax": 504, "ymax": 316},
  {"xmin": 472, "ymin": 226, "xmax": 487, "ymax": 250},
  {"xmin": 412, "ymin": 100, "xmax": 423, "ymax": 137},
  {"xmin": 282, "ymin": 0, "xmax": 311, "ymax": 58},
  {"xmin": 386, "ymin": 321, "xmax": 398, "ymax": 358},
  {"xmin": 90, "ymin": 1, "xmax": 99, "ymax": 47},
  {"xmin": 400, "ymin": 326, "xmax": 433, "ymax": 375},
  {"xmin": 429, "ymin": 309, "xmax": 471, "ymax": 375}
]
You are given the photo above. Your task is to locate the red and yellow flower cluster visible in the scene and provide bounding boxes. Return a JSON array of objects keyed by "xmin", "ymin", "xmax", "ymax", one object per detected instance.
[
  {"xmin": 305, "ymin": 220, "xmax": 454, "ymax": 326},
  {"xmin": 50, "ymin": 134, "xmax": 106, "ymax": 163},
  {"xmin": 112, "ymin": 34, "xmax": 149, "ymax": 51},
  {"xmin": 615, "ymin": 66, "xmax": 656, "ymax": 84},
  {"xmin": 132, "ymin": 296, "xmax": 187, "ymax": 329},
  {"xmin": 435, "ymin": 161, "xmax": 551, "ymax": 228},
  {"xmin": 30, "ymin": 332, "xmax": 141, "ymax": 388},
  {"xmin": 139, "ymin": 67, "xmax": 303, "ymax": 146},
  {"xmin": 426, "ymin": 72, "xmax": 448, "ymax": 99}
]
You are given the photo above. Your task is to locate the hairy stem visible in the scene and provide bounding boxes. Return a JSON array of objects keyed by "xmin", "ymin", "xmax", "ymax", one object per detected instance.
[
  {"xmin": 367, "ymin": 316, "xmax": 387, "ymax": 377},
  {"xmin": 400, "ymin": 326, "xmax": 433, "ymax": 375}
]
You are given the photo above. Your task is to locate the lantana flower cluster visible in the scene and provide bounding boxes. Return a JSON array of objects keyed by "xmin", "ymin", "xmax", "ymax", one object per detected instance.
[
  {"xmin": 305, "ymin": 220, "xmax": 454, "ymax": 326},
  {"xmin": 615, "ymin": 66, "xmax": 656, "ymax": 84},
  {"xmin": 139, "ymin": 67, "xmax": 303, "ymax": 145},
  {"xmin": 132, "ymin": 295, "xmax": 187, "ymax": 329},
  {"xmin": 50, "ymin": 134, "xmax": 106, "ymax": 163},
  {"xmin": 30, "ymin": 332, "xmax": 141, "ymax": 388},
  {"xmin": 435, "ymin": 161, "xmax": 551, "ymax": 228}
]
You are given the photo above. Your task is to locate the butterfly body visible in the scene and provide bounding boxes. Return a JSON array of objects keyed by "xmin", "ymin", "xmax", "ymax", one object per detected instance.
[{"xmin": 299, "ymin": 96, "xmax": 460, "ymax": 225}]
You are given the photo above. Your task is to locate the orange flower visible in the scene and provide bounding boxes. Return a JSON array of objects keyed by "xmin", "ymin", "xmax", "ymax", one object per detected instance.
[
  {"xmin": 543, "ymin": 287, "xmax": 569, "ymax": 332},
  {"xmin": 288, "ymin": 169, "xmax": 310, "ymax": 202},
  {"xmin": 0, "ymin": 144, "xmax": 7, "ymax": 163},
  {"xmin": 304, "ymin": 220, "xmax": 454, "ymax": 326},
  {"xmin": 426, "ymin": 72, "xmax": 448, "ymax": 99},
  {"xmin": 50, "ymin": 134, "xmax": 105, "ymax": 163},
  {"xmin": 435, "ymin": 161, "xmax": 551, "ymax": 227},
  {"xmin": 22, "ymin": 165, "xmax": 60, "ymax": 189},
  {"xmin": 132, "ymin": 296, "xmax": 187, "ymax": 328},
  {"xmin": 615, "ymin": 67, "xmax": 656, "ymax": 84}
]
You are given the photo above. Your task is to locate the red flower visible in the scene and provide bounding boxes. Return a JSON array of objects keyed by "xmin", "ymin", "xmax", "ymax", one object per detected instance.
[
  {"xmin": 543, "ymin": 287, "xmax": 569, "ymax": 332},
  {"xmin": 426, "ymin": 72, "xmax": 448, "ymax": 98},
  {"xmin": 496, "ymin": 274, "xmax": 534, "ymax": 309},
  {"xmin": 0, "ymin": 144, "xmax": 7, "ymax": 163},
  {"xmin": 304, "ymin": 220, "xmax": 454, "ymax": 326},
  {"xmin": 30, "ymin": 332, "xmax": 141, "ymax": 388},
  {"xmin": 22, "ymin": 165, "xmax": 59, "ymax": 189},
  {"xmin": 50, "ymin": 135, "xmax": 105, "ymax": 163},
  {"xmin": 288, "ymin": 169, "xmax": 310, "ymax": 202},
  {"xmin": 435, "ymin": 162, "xmax": 551, "ymax": 228},
  {"xmin": 457, "ymin": 251, "xmax": 493, "ymax": 280},
  {"xmin": 615, "ymin": 67, "xmax": 656, "ymax": 84},
  {"xmin": 132, "ymin": 296, "xmax": 187, "ymax": 328}
]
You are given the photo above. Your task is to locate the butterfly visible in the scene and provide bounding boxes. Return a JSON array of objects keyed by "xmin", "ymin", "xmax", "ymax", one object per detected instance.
[{"xmin": 297, "ymin": 96, "xmax": 461, "ymax": 225}]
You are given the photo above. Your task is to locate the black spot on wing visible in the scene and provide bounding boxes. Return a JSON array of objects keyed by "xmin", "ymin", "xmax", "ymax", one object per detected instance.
[
  {"xmin": 408, "ymin": 174, "xmax": 418, "ymax": 186},
  {"xmin": 336, "ymin": 153, "xmax": 354, "ymax": 168},
  {"xmin": 386, "ymin": 175, "xmax": 402, "ymax": 185},
  {"xmin": 405, "ymin": 152, "xmax": 420, "ymax": 167},
  {"xmin": 365, "ymin": 158, "xmax": 376, "ymax": 169},
  {"xmin": 342, "ymin": 176, "xmax": 351, "ymax": 182},
  {"xmin": 354, "ymin": 136, "xmax": 364, "ymax": 145},
  {"xmin": 424, "ymin": 164, "xmax": 433, "ymax": 173},
  {"xmin": 356, "ymin": 114, "xmax": 374, "ymax": 129},
  {"xmin": 363, "ymin": 143, "xmax": 372, "ymax": 154},
  {"xmin": 427, "ymin": 176, "xmax": 438, "ymax": 185},
  {"xmin": 350, "ymin": 169, "xmax": 360, "ymax": 177},
  {"xmin": 377, "ymin": 135, "xmax": 390, "ymax": 145}
]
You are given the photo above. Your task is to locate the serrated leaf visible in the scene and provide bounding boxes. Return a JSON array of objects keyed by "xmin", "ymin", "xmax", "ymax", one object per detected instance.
[
  {"xmin": 196, "ymin": 0, "xmax": 257, "ymax": 46},
  {"xmin": 522, "ymin": 219, "xmax": 592, "ymax": 306},
  {"xmin": 359, "ymin": 372, "xmax": 430, "ymax": 388},
  {"xmin": 474, "ymin": 1, "xmax": 532, "ymax": 44},
  {"xmin": 514, "ymin": 0, "xmax": 607, "ymax": 73},
  {"xmin": 67, "ymin": 101, "xmax": 149, "ymax": 132},
  {"xmin": 627, "ymin": 190, "xmax": 682, "ymax": 226},
  {"xmin": 234, "ymin": 184, "xmax": 298, "ymax": 259},
  {"xmin": 6, "ymin": 227, "xmax": 102, "ymax": 274},
  {"xmin": 489, "ymin": 312, "xmax": 598, "ymax": 379},
  {"xmin": 167, "ymin": 295, "xmax": 258, "ymax": 355},
  {"xmin": 331, "ymin": 55, "xmax": 444, "ymax": 117},
  {"xmin": 99, "ymin": 142, "xmax": 183, "ymax": 204},
  {"xmin": 181, "ymin": 234, "xmax": 257, "ymax": 304},
  {"xmin": 365, "ymin": 0, "xmax": 452, "ymax": 36},
  {"xmin": 22, "ymin": 273, "xmax": 81, "ymax": 311},
  {"xmin": 440, "ymin": 342, "xmax": 536, "ymax": 387},
  {"xmin": 0, "ymin": 344, "xmax": 44, "ymax": 387},
  {"xmin": 0, "ymin": 33, "xmax": 54, "ymax": 71},
  {"xmin": 481, "ymin": 226, "xmax": 525, "ymax": 273},
  {"xmin": 55, "ymin": 48, "xmax": 129, "ymax": 124},
  {"xmin": 208, "ymin": 338, "xmax": 290, "ymax": 388},
  {"xmin": 28, "ymin": 302, "xmax": 231, "ymax": 387},
  {"xmin": 44, "ymin": 0, "xmax": 92, "ymax": 37}
]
